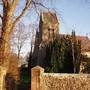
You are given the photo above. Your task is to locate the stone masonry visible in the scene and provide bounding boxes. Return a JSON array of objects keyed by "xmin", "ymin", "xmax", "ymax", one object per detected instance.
[{"xmin": 31, "ymin": 66, "xmax": 90, "ymax": 90}]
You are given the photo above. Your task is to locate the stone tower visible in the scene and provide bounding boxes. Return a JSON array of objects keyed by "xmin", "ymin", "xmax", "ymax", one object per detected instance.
[
  {"xmin": 31, "ymin": 11, "xmax": 59, "ymax": 68},
  {"xmin": 39, "ymin": 12, "xmax": 59, "ymax": 43}
]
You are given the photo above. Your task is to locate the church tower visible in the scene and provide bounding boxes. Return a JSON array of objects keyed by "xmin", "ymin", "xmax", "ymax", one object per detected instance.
[
  {"xmin": 39, "ymin": 12, "xmax": 59, "ymax": 43},
  {"xmin": 32, "ymin": 11, "xmax": 59, "ymax": 67}
]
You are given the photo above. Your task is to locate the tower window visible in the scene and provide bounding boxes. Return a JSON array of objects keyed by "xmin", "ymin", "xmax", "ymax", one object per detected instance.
[{"xmin": 48, "ymin": 28, "xmax": 54, "ymax": 39}]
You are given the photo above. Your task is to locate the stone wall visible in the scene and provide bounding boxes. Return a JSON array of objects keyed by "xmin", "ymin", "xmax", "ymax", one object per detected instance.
[
  {"xmin": 41, "ymin": 73, "xmax": 90, "ymax": 90},
  {"xmin": 31, "ymin": 66, "xmax": 90, "ymax": 90}
]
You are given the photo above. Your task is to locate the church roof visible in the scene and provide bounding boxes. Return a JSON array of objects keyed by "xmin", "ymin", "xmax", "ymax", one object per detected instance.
[
  {"xmin": 76, "ymin": 36, "xmax": 90, "ymax": 52},
  {"xmin": 60, "ymin": 34, "xmax": 90, "ymax": 52}
]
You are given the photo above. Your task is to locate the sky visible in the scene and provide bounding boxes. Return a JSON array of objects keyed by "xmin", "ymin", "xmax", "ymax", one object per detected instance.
[
  {"xmin": 21, "ymin": 0, "xmax": 90, "ymax": 36},
  {"xmin": 55, "ymin": 0, "xmax": 90, "ymax": 36},
  {"xmin": 12, "ymin": 0, "xmax": 90, "ymax": 57}
]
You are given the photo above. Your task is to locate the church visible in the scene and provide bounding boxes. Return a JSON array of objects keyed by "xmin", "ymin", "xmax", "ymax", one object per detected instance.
[
  {"xmin": 30, "ymin": 11, "xmax": 90, "ymax": 73},
  {"xmin": 31, "ymin": 11, "xmax": 59, "ymax": 68}
]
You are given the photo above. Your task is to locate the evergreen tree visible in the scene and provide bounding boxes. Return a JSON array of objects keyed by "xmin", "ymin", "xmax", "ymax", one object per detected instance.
[
  {"xmin": 62, "ymin": 35, "xmax": 74, "ymax": 73},
  {"xmin": 50, "ymin": 39, "xmax": 64, "ymax": 73},
  {"xmin": 45, "ymin": 32, "xmax": 81, "ymax": 73}
]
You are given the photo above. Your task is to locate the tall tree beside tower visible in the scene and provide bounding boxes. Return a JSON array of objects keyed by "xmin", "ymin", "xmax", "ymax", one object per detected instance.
[
  {"xmin": 0, "ymin": 0, "xmax": 32, "ymax": 67},
  {"xmin": 0, "ymin": 0, "xmax": 46, "ymax": 67},
  {"xmin": 45, "ymin": 32, "xmax": 81, "ymax": 73}
]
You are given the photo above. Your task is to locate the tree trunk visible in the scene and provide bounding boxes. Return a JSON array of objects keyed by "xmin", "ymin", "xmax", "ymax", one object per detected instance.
[{"xmin": 0, "ymin": 4, "xmax": 14, "ymax": 67}]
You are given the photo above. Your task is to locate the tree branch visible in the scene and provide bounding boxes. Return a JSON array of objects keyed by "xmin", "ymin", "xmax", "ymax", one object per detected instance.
[
  {"xmin": 14, "ymin": 0, "xmax": 32, "ymax": 24},
  {"xmin": 0, "ymin": 14, "xmax": 3, "ymax": 20},
  {"xmin": 31, "ymin": 0, "xmax": 50, "ymax": 17},
  {"xmin": 2, "ymin": 0, "xmax": 9, "ymax": 7},
  {"xmin": 31, "ymin": 0, "xmax": 49, "ymax": 10},
  {"xmin": 11, "ymin": 0, "xmax": 19, "ymax": 9}
]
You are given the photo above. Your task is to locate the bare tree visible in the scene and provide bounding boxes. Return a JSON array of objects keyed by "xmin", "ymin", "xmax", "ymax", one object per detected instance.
[
  {"xmin": 0, "ymin": 0, "xmax": 48, "ymax": 66},
  {"xmin": 0, "ymin": 0, "xmax": 31, "ymax": 66},
  {"xmin": 11, "ymin": 22, "xmax": 29, "ymax": 60},
  {"xmin": 28, "ymin": 24, "xmax": 37, "ymax": 53}
]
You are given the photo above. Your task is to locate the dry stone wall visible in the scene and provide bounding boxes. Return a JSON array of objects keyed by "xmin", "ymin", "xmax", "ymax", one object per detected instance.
[
  {"xmin": 31, "ymin": 66, "xmax": 90, "ymax": 90},
  {"xmin": 41, "ymin": 73, "xmax": 90, "ymax": 90}
]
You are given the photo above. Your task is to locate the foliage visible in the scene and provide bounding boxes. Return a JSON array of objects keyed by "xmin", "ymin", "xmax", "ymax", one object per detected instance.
[
  {"xmin": 85, "ymin": 62, "xmax": 90, "ymax": 73},
  {"xmin": 45, "ymin": 32, "xmax": 81, "ymax": 73},
  {"xmin": 20, "ymin": 64, "xmax": 30, "ymax": 83}
]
